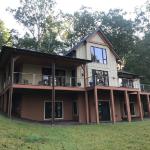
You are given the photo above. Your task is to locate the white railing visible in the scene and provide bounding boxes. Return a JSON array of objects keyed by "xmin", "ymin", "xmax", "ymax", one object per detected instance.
[{"xmin": 13, "ymin": 72, "xmax": 83, "ymax": 87}]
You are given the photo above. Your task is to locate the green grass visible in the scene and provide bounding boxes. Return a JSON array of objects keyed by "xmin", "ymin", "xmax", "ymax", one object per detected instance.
[{"xmin": 0, "ymin": 115, "xmax": 150, "ymax": 150}]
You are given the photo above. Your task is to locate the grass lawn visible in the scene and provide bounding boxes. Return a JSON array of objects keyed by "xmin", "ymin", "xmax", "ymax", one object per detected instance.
[{"xmin": 0, "ymin": 115, "xmax": 150, "ymax": 150}]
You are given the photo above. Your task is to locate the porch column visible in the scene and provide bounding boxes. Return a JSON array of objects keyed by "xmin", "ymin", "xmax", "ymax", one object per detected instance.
[
  {"xmin": 83, "ymin": 64, "xmax": 89, "ymax": 124},
  {"xmin": 137, "ymin": 92, "xmax": 143, "ymax": 120},
  {"xmin": 147, "ymin": 94, "xmax": 150, "ymax": 117},
  {"xmin": 51, "ymin": 62, "xmax": 55, "ymax": 124},
  {"xmin": 124, "ymin": 91, "xmax": 131, "ymax": 122},
  {"xmin": 110, "ymin": 90, "xmax": 116, "ymax": 123},
  {"xmin": 94, "ymin": 87, "xmax": 99, "ymax": 124},
  {"xmin": 8, "ymin": 56, "xmax": 14, "ymax": 118}
]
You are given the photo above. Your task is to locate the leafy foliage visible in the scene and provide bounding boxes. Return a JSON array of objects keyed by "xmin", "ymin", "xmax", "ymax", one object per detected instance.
[
  {"xmin": 0, "ymin": 20, "xmax": 12, "ymax": 49},
  {"xmin": 8, "ymin": 0, "xmax": 63, "ymax": 53}
]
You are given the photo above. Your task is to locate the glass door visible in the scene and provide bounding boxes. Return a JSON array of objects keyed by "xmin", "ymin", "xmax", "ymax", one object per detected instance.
[{"xmin": 44, "ymin": 101, "xmax": 63, "ymax": 120}]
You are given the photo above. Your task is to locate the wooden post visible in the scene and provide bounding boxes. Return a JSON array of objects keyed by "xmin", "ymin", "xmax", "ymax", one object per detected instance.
[
  {"xmin": 8, "ymin": 57, "xmax": 14, "ymax": 118},
  {"xmin": 51, "ymin": 62, "xmax": 55, "ymax": 124},
  {"xmin": 137, "ymin": 92, "xmax": 143, "ymax": 120},
  {"xmin": 83, "ymin": 64, "xmax": 89, "ymax": 124},
  {"xmin": 94, "ymin": 86, "xmax": 99, "ymax": 124},
  {"xmin": 147, "ymin": 95, "xmax": 150, "ymax": 117},
  {"xmin": 124, "ymin": 91, "xmax": 131, "ymax": 122},
  {"xmin": 110, "ymin": 90, "xmax": 116, "ymax": 123}
]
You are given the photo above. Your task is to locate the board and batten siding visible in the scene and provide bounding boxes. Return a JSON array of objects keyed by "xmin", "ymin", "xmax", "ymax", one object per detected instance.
[{"xmin": 76, "ymin": 33, "xmax": 119, "ymax": 87}]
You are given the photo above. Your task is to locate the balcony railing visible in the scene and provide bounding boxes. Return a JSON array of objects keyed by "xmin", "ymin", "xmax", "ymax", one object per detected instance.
[
  {"xmin": 118, "ymin": 78, "xmax": 140, "ymax": 89},
  {"xmin": 141, "ymin": 84, "xmax": 150, "ymax": 92},
  {"xmin": 13, "ymin": 72, "xmax": 83, "ymax": 87},
  {"xmin": 87, "ymin": 75, "xmax": 109, "ymax": 87},
  {"xmin": 87, "ymin": 76, "xmax": 140, "ymax": 89}
]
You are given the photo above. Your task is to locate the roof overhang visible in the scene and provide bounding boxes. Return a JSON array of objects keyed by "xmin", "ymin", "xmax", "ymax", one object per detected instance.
[
  {"xmin": 0, "ymin": 46, "xmax": 92, "ymax": 69},
  {"xmin": 118, "ymin": 70, "xmax": 141, "ymax": 79}
]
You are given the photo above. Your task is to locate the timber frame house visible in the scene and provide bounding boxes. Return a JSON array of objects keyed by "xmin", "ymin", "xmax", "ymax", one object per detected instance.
[{"xmin": 0, "ymin": 28, "xmax": 150, "ymax": 124}]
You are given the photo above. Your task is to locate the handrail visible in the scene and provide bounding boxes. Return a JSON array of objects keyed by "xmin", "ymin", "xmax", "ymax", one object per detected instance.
[{"xmin": 13, "ymin": 72, "xmax": 84, "ymax": 87}]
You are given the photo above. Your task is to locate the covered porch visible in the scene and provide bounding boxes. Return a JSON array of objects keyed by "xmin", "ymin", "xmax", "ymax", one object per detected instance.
[
  {"xmin": 88, "ymin": 86, "xmax": 149, "ymax": 124},
  {"xmin": 3, "ymin": 88, "xmax": 88, "ymax": 124}
]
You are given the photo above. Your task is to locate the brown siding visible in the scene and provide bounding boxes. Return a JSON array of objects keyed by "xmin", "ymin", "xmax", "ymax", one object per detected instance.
[
  {"xmin": 89, "ymin": 92, "xmax": 97, "ymax": 123},
  {"xmin": 114, "ymin": 97, "xmax": 122, "ymax": 121},
  {"xmin": 78, "ymin": 93, "xmax": 86, "ymax": 123},
  {"xmin": 20, "ymin": 92, "xmax": 86, "ymax": 122},
  {"xmin": 21, "ymin": 94, "xmax": 44, "ymax": 121}
]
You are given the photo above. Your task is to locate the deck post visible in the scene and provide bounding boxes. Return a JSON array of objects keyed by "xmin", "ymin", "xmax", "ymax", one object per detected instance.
[
  {"xmin": 137, "ymin": 92, "xmax": 143, "ymax": 120},
  {"xmin": 51, "ymin": 62, "xmax": 55, "ymax": 124},
  {"xmin": 8, "ymin": 57, "xmax": 14, "ymax": 118},
  {"xmin": 124, "ymin": 91, "xmax": 131, "ymax": 122},
  {"xmin": 147, "ymin": 95, "xmax": 150, "ymax": 117},
  {"xmin": 94, "ymin": 86, "xmax": 99, "ymax": 124},
  {"xmin": 83, "ymin": 64, "xmax": 89, "ymax": 124},
  {"xmin": 110, "ymin": 90, "xmax": 116, "ymax": 123}
]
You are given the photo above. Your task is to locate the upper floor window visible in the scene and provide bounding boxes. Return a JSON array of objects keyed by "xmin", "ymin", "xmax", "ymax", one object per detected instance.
[{"xmin": 91, "ymin": 46, "xmax": 107, "ymax": 64}]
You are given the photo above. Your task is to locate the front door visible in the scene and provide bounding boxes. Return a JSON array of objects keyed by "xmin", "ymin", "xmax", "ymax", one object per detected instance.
[{"xmin": 98, "ymin": 101, "xmax": 110, "ymax": 121}]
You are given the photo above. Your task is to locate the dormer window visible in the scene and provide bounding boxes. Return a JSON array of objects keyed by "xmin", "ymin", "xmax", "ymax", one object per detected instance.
[{"xmin": 91, "ymin": 46, "xmax": 107, "ymax": 64}]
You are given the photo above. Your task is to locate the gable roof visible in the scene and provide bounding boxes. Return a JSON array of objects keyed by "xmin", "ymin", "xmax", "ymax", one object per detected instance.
[{"xmin": 66, "ymin": 28, "xmax": 121, "ymax": 60}]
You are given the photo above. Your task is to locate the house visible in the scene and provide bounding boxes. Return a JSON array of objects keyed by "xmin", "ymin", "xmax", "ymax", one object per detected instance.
[{"xmin": 0, "ymin": 28, "xmax": 150, "ymax": 124}]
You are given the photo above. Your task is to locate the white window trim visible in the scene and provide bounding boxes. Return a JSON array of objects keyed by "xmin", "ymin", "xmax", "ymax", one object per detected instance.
[{"xmin": 44, "ymin": 100, "xmax": 64, "ymax": 121}]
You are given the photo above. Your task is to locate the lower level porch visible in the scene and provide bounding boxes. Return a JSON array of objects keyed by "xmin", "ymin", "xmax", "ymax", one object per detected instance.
[
  {"xmin": 0, "ymin": 88, "xmax": 88, "ymax": 123},
  {"xmin": 0, "ymin": 86, "xmax": 150, "ymax": 124}
]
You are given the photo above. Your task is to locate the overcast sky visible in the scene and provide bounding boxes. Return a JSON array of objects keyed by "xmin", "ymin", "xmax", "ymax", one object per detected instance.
[{"xmin": 0, "ymin": 0, "xmax": 147, "ymax": 34}]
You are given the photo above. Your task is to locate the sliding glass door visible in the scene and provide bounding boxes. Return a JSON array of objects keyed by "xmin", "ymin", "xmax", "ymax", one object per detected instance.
[{"xmin": 44, "ymin": 101, "xmax": 63, "ymax": 120}]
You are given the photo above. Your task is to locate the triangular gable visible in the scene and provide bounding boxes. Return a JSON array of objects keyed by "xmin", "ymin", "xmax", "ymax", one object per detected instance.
[
  {"xmin": 66, "ymin": 28, "xmax": 121, "ymax": 60},
  {"xmin": 86, "ymin": 32, "xmax": 107, "ymax": 45}
]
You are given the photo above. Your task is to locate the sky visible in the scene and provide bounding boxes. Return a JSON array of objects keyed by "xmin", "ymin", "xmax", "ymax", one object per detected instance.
[{"xmin": 0, "ymin": 0, "xmax": 148, "ymax": 35}]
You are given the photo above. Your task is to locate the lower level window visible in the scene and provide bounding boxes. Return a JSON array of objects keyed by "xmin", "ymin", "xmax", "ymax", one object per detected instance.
[{"xmin": 44, "ymin": 101, "xmax": 63, "ymax": 119}]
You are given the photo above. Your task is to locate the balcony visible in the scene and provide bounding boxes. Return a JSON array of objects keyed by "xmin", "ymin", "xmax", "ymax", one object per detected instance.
[
  {"xmin": 141, "ymin": 84, "xmax": 150, "ymax": 92},
  {"xmin": 13, "ymin": 72, "xmax": 83, "ymax": 87}
]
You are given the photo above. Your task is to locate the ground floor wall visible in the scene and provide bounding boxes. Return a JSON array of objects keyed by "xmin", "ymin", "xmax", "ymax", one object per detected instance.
[{"xmin": 12, "ymin": 91, "xmax": 87, "ymax": 123}]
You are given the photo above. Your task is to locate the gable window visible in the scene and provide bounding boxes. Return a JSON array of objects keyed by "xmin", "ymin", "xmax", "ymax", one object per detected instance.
[{"xmin": 91, "ymin": 46, "xmax": 107, "ymax": 64}]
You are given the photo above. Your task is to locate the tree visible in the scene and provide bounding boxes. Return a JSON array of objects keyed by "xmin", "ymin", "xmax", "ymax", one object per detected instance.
[
  {"xmin": 0, "ymin": 20, "xmax": 12, "ymax": 50},
  {"xmin": 98, "ymin": 9, "xmax": 137, "ymax": 60},
  {"xmin": 8, "ymin": 0, "xmax": 62, "ymax": 53},
  {"xmin": 62, "ymin": 7, "xmax": 99, "ymax": 48},
  {"xmin": 125, "ymin": 32, "xmax": 150, "ymax": 83}
]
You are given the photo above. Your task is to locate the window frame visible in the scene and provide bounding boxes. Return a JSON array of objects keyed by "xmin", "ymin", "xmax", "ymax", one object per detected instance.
[{"xmin": 91, "ymin": 46, "xmax": 107, "ymax": 64}]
